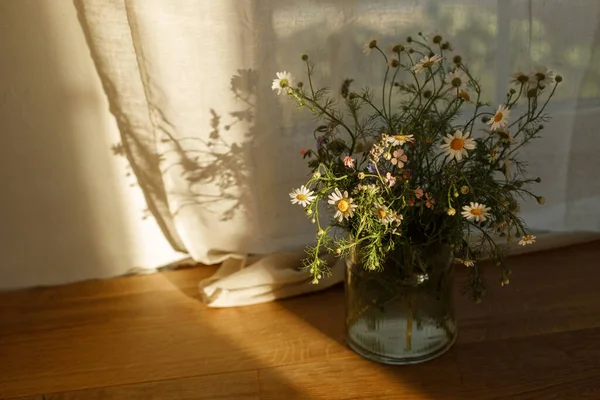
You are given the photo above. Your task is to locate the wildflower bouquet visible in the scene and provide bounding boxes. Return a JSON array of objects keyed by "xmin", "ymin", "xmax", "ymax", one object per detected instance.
[{"xmin": 277, "ymin": 34, "xmax": 561, "ymax": 302}]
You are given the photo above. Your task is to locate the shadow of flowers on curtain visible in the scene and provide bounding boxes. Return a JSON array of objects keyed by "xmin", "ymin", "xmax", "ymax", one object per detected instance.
[{"xmin": 112, "ymin": 69, "xmax": 258, "ymax": 223}]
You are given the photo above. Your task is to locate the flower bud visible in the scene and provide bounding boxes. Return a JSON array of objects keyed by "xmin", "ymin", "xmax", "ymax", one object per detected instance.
[
  {"xmin": 534, "ymin": 177, "xmax": 541, "ymax": 183},
  {"xmin": 441, "ymin": 41, "xmax": 450, "ymax": 50},
  {"xmin": 389, "ymin": 58, "xmax": 400, "ymax": 68},
  {"xmin": 460, "ymin": 185, "xmax": 470, "ymax": 195},
  {"xmin": 500, "ymin": 277, "xmax": 510, "ymax": 287},
  {"xmin": 384, "ymin": 152, "xmax": 392, "ymax": 161},
  {"xmin": 335, "ymin": 248, "xmax": 342, "ymax": 255},
  {"xmin": 423, "ymin": 90, "xmax": 432, "ymax": 99},
  {"xmin": 313, "ymin": 171, "xmax": 321, "ymax": 179},
  {"xmin": 317, "ymin": 229, "xmax": 325, "ymax": 236},
  {"xmin": 536, "ymin": 196, "xmax": 546, "ymax": 205},
  {"xmin": 408, "ymin": 48, "xmax": 414, "ymax": 54},
  {"xmin": 392, "ymin": 44, "xmax": 404, "ymax": 52},
  {"xmin": 301, "ymin": 54, "xmax": 309, "ymax": 61},
  {"xmin": 555, "ymin": 75, "xmax": 563, "ymax": 83},
  {"xmin": 433, "ymin": 35, "xmax": 442, "ymax": 44},
  {"xmin": 453, "ymin": 55, "xmax": 462, "ymax": 65},
  {"xmin": 368, "ymin": 39, "xmax": 377, "ymax": 49},
  {"xmin": 297, "ymin": 81, "xmax": 304, "ymax": 88},
  {"xmin": 527, "ymin": 88, "xmax": 538, "ymax": 98},
  {"xmin": 306, "ymin": 209, "xmax": 313, "ymax": 215},
  {"xmin": 447, "ymin": 208, "xmax": 456, "ymax": 216},
  {"xmin": 406, "ymin": 36, "xmax": 413, "ymax": 43},
  {"xmin": 509, "ymin": 88, "xmax": 516, "ymax": 94},
  {"xmin": 357, "ymin": 172, "xmax": 365, "ymax": 180}
]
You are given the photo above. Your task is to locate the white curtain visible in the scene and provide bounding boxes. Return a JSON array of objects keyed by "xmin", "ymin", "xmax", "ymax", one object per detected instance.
[{"xmin": 75, "ymin": 0, "xmax": 600, "ymax": 306}]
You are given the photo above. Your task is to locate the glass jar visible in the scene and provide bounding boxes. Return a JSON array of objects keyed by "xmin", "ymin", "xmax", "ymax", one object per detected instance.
[{"xmin": 344, "ymin": 243, "xmax": 457, "ymax": 365}]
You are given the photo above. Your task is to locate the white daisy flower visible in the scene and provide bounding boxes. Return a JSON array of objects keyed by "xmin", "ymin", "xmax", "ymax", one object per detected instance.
[
  {"xmin": 461, "ymin": 202, "xmax": 492, "ymax": 222},
  {"xmin": 387, "ymin": 133, "xmax": 415, "ymax": 146},
  {"xmin": 272, "ymin": 71, "xmax": 294, "ymax": 95},
  {"xmin": 445, "ymin": 69, "xmax": 467, "ymax": 91},
  {"xmin": 510, "ymin": 71, "xmax": 529, "ymax": 85},
  {"xmin": 518, "ymin": 234, "xmax": 536, "ymax": 246},
  {"xmin": 390, "ymin": 211, "xmax": 404, "ymax": 226},
  {"xmin": 529, "ymin": 66, "xmax": 554, "ymax": 88},
  {"xmin": 289, "ymin": 185, "xmax": 316, "ymax": 207},
  {"xmin": 327, "ymin": 188, "xmax": 358, "ymax": 222},
  {"xmin": 440, "ymin": 130, "xmax": 476, "ymax": 161},
  {"xmin": 373, "ymin": 204, "xmax": 394, "ymax": 225},
  {"xmin": 412, "ymin": 54, "xmax": 442, "ymax": 73},
  {"xmin": 487, "ymin": 104, "xmax": 510, "ymax": 131},
  {"xmin": 362, "ymin": 38, "xmax": 378, "ymax": 55},
  {"xmin": 488, "ymin": 148, "xmax": 499, "ymax": 161}
]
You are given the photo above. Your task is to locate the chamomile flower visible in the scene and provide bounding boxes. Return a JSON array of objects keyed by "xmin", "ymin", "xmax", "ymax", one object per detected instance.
[
  {"xmin": 412, "ymin": 54, "xmax": 443, "ymax": 73},
  {"xmin": 529, "ymin": 66, "xmax": 554, "ymax": 88},
  {"xmin": 461, "ymin": 202, "xmax": 492, "ymax": 222},
  {"xmin": 373, "ymin": 204, "xmax": 394, "ymax": 225},
  {"xmin": 511, "ymin": 71, "xmax": 529, "ymax": 85},
  {"xmin": 289, "ymin": 185, "xmax": 316, "ymax": 207},
  {"xmin": 487, "ymin": 104, "xmax": 510, "ymax": 131},
  {"xmin": 440, "ymin": 130, "xmax": 476, "ymax": 161},
  {"xmin": 272, "ymin": 71, "xmax": 294, "ymax": 95},
  {"xmin": 362, "ymin": 38, "xmax": 378, "ymax": 55},
  {"xmin": 328, "ymin": 188, "xmax": 358, "ymax": 222},
  {"xmin": 445, "ymin": 69, "xmax": 467, "ymax": 91},
  {"xmin": 387, "ymin": 133, "xmax": 415, "ymax": 146},
  {"xmin": 518, "ymin": 234, "xmax": 536, "ymax": 246}
]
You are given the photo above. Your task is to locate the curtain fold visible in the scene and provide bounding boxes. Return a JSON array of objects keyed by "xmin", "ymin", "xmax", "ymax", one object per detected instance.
[{"xmin": 76, "ymin": 0, "xmax": 600, "ymax": 307}]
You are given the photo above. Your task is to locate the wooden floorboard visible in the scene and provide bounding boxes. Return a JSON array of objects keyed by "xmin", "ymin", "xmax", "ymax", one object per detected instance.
[{"xmin": 1, "ymin": 241, "xmax": 599, "ymax": 399}]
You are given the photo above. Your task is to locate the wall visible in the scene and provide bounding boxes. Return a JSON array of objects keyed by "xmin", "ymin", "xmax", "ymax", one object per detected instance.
[{"xmin": 0, "ymin": 0, "xmax": 184, "ymax": 290}]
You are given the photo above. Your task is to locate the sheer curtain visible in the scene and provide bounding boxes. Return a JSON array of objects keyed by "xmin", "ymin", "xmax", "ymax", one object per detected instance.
[{"xmin": 76, "ymin": 0, "xmax": 600, "ymax": 306}]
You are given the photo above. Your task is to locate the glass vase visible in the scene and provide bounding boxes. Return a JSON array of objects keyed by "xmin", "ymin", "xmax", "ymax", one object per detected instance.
[{"xmin": 344, "ymin": 243, "xmax": 457, "ymax": 365}]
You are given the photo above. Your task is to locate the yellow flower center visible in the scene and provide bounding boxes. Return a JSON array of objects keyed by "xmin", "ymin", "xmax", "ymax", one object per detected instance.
[
  {"xmin": 337, "ymin": 199, "xmax": 350, "ymax": 213},
  {"xmin": 451, "ymin": 77, "xmax": 462, "ymax": 87},
  {"xmin": 279, "ymin": 78, "xmax": 289, "ymax": 88},
  {"xmin": 423, "ymin": 61, "xmax": 433, "ymax": 68},
  {"xmin": 395, "ymin": 135, "xmax": 407, "ymax": 141},
  {"xmin": 471, "ymin": 208, "xmax": 483, "ymax": 216},
  {"xmin": 494, "ymin": 112, "xmax": 504, "ymax": 122},
  {"xmin": 377, "ymin": 209, "xmax": 387, "ymax": 218},
  {"xmin": 450, "ymin": 138, "xmax": 465, "ymax": 150},
  {"xmin": 296, "ymin": 194, "xmax": 307, "ymax": 201},
  {"xmin": 458, "ymin": 91, "xmax": 470, "ymax": 102}
]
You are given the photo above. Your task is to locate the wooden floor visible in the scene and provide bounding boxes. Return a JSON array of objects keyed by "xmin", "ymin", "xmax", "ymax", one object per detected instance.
[{"xmin": 1, "ymin": 242, "xmax": 600, "ymax": 399}]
